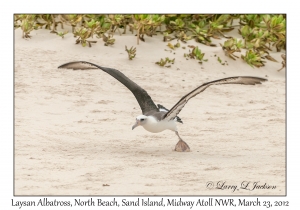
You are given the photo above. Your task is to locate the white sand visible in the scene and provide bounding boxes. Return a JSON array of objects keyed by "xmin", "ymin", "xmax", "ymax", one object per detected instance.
[{"xmin": 14, "ymin": 25, "xmax": 285, "ymax": 195}]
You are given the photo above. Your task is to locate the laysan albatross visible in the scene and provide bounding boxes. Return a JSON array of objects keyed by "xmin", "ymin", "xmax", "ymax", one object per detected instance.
[{"xmin": 58, "ymin": 61, "xmax": 267, "ymax": 152}]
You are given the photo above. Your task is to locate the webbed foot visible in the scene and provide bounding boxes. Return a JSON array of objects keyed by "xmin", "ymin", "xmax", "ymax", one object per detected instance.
[{"xmin": 174, "ymin": 139, "xmax": 190, "ymax": 152}]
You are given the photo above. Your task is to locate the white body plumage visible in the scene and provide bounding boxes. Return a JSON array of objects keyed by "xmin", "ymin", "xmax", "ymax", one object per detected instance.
[
  {"xmin": 142, "ymin": 116, "xmax": 177, "ymax": 133},
  {"xmin": 133, "ymin": 115, "xmax": 177, "ymax": 133}
]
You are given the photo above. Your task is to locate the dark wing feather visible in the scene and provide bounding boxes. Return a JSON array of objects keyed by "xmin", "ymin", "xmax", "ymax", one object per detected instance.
[
  {"xmin": 58, "ymin": 61, "xmax": 158, "ymax": 114},
  {"xmin": 157, "ymin": 104, "xmax": 183, "ymax": 123},
  {"xmin": 163, "ymin": 76, "xmax": 267, "ymax": 121}
]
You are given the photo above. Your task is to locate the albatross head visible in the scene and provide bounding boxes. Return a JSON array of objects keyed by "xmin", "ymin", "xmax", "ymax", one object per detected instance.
[{"xmin": 132, "ymin": 115, "xmax": 148, "ymax": 130}]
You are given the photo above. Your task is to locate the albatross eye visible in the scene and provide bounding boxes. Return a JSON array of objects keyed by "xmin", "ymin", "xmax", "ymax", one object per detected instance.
[{"xmin": 141, "ymin": 119, "xmax": 145, "ymax": 121}]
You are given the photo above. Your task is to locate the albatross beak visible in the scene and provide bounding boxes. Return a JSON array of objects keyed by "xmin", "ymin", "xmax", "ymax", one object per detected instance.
[{"xmin": 132, "ymin": 120, "xmax": 140, "ymax": 130}]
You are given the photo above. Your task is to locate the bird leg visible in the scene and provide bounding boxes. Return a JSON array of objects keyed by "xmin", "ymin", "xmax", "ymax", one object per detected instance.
[{"xmin": 174, "ymin": 131, "xmax": 190, "ymax": 152}]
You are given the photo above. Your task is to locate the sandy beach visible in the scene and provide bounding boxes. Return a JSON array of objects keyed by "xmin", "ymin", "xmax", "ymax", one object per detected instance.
[{"xmin": 14, "ymin": 24, "xmax": 285, "ymax": 195}]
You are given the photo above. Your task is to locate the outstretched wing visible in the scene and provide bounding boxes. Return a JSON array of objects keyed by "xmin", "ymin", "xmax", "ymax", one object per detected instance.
[
  {"xmin": 163, "ymin": 76, "xmax": 267, "ymax": 121},
  {"xmin": 58, "ymin": 61, "xmax": 158, "ymax": 114}
]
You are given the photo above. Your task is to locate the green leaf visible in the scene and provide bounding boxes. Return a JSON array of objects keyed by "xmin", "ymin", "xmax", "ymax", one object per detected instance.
[{"xmin": 218, "ymin": 57, "xmax": 222, "ymax": 63}]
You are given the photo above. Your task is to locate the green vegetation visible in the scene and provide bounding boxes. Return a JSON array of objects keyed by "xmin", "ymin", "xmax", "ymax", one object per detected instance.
[
  {"xmin": 73, "ymin": 27, "xmax": 97, "ymax": 47},
  {"xmin": 130, "ymin": 14, "xmax": 165, "ymax": 44},
  {"xmin": 166, "ymin": 42, "xmax": 180, "ymax": 50},
  {"xmin": 155, "ymin": 57, "xmax": 175, "ymax": 68},
  {"xmin": 241, "ymin": 50, "xmax": 266, "ymax": 68},
  {"xmin": 14, "ymin": 14, "xmax": 286, "ymax": 69},
  {"xmin": 184, "ymin": 46, "xmax": 208, "ymax": 64},
  {"xmin": 277, "ymin": 54, "xmax": 286, "ymax": 71},
  {"xmin": 55, "ymin": 30, "xmax": 68, "ymax": 38},
  {"xmin": 125, "ymin": 46, "xmax": 136, "ymax": 60},
  {"xmin": 220, "ymin": 38, "xmax": 244, "ymax": 60}
]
